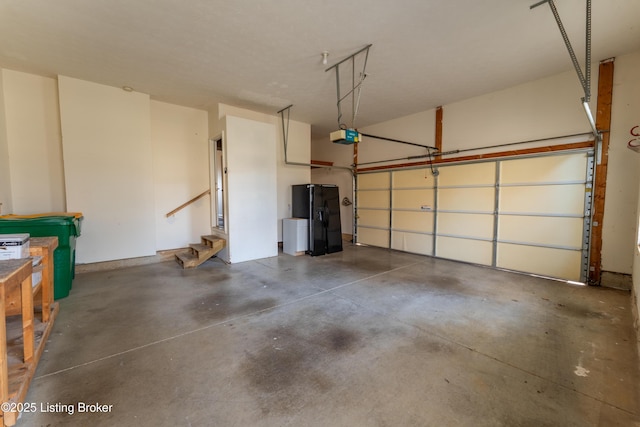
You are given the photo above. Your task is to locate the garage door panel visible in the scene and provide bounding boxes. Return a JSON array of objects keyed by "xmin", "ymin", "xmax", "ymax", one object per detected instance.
[
  {"xmin": 438, "ymin": 187, "xmax": 494, "ymax": 211},
  {"xmin": 498, "ymin": 216, "xmax": 583, "ymax": 248},
  {"xmin": 358, "ymin": 172, "xmax": 390, "ymax": 189},
  {"xmin": 497, "ymin": 243, "xmax": 582, "ymax": 281},
  {"xmin": 356, "ymin": 151, "xmax": 590, "ymax": 282},
  {"xmin": 501, "ymin": 154, "xmax": 587, "ymax": 184},
  {"xmin": 358, "ymin": 209, "xmax": 390, "ymax": 228},
  {"xmin": 392, "ymin": 231, "xmax": 433, "ymax": 255},
  {"xmin": 357, "ymin": 190, "xmax": 390, "ymax": 209},
  {"xmin": 438, "ymin": 162, "xmax": 495, "ymax": 186},
  {"xmin": 358, "ymin": 228, "xmax": 389, "ymax": 248},
  {"xmin": 393, "ymin": 189, "xmax": 434, "ymax": 210},
  {"xmin": 393, "ymin": 168, "xmax": 435, "ymax": 188},
  {"xmin": 436, "ymin": 236, "xmax": 492, "ymax": 265},
  {"xmin": 499, "ymin": 185, "xmax": 584, "ymax": 215},
  {"xmin": 438, "ymin": 213, "xmax": 494, "ymax": 239},
  {"xmin": 392, "ymin": 211, "xmax": 433, "ymax": 233}
]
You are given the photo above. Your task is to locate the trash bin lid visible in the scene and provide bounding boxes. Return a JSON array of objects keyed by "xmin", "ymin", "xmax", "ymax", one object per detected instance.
[
  {"xmin": 0, "ymin": 212, "xmax": 83, "ymax": 219},
  {"xmin": 0, "ymin": 215, "xmax": 82, "ymax": 236}
]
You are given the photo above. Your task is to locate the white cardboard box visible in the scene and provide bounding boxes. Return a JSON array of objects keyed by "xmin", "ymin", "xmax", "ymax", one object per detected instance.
[
  {"xmin": 32, "ymin": 256, "xmax": 43, "ymax": 287},
  {"xmin": 0, "ymin": 233, "xmax": 30, "ymax": 260}
]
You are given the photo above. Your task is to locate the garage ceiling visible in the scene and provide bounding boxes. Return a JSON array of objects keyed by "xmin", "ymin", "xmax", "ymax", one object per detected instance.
[{"xmin": 1, "ymin": 0, "xmax": 639, "ymax": 138}]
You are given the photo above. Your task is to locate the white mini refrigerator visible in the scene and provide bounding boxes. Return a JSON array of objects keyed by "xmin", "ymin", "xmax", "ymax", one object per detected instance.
[{"xmin": 283, "ymin": 218, "xmax": 309, "ymax": 256}]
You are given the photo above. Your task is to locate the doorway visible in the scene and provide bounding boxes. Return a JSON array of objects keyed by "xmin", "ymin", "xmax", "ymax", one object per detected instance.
[{"xmin": 210, "ymin": 136, "xmax": 225, "ymax": 230}]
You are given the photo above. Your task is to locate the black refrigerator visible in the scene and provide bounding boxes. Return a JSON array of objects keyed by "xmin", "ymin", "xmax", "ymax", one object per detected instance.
[{"xmin": 292, "ymin": 184, "xmax": 343, "ymax": 256}]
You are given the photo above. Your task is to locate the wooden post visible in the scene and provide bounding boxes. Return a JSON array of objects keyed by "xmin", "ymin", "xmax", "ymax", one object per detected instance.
[
  {"xmin": 588, "ymin": 58, "xmax": 615, "ymax": 285},
  {"xmin": 435, "ymin": 106, "xmax": 443, "ymax": 153},
  {"xmin": 353, "ymin": 136, "xmax": 358, "ymax": 168}
]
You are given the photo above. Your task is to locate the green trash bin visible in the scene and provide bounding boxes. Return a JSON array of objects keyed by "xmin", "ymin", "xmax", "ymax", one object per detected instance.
[{"xmin": 0, "ymin": 215, "xmax": 83, "ymax": 299}]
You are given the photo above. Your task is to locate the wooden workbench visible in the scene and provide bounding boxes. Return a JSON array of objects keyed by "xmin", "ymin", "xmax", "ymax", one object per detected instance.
[
  {"xmin": 29, "ymin": 237, "xmax": 59, "ymax": 323},
  {"xmin": 0, "ymin": 238, "xmax": 60, "ymax": 426}
]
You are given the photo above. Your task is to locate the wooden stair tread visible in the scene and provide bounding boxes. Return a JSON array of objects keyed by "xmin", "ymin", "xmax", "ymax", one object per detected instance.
[
  {"xmin": 176, "ymin": 236, "xmax": 226, "ymax": 269},
  {"xmin": 201, "ymin": 234, "xmax": 222, "ymax": 241},
  {"xmin": 189, "ymin": 243, "xmax": 216, "ymax": 258},
  {"xmin": 201, "ymin": 235, "xmax": 226, "ymax": 245},
  {"xmin": 175, "ymin": 251, "xmax": 201, "ymax": 268}
]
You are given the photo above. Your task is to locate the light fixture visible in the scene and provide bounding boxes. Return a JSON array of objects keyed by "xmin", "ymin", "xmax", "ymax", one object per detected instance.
[
  {"xmin": 122, "ymin": 86, "xmax": 134, "ymax": 92},
  {"xmin": 321, "ymin": 51, "xmax": 329, "ymax": 65}
]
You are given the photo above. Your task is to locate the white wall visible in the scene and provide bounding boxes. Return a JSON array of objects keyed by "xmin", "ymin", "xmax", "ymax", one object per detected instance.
[
  {"xmin": 0, "ymin": 70, "xmax": 224, "ymax": 264},
  {"xmin": 315, "ymin": 69, "xmax": 593, "ymax": 173},
  {"xmin": 0, "ymin": 70, "xmax": 11, "ymax": 215},
  {"xmin": 58, "ymin": 76, "xmax": 156, "ymax": 263},
  {"xmin": 225, "ymin": 115, "xmax": 278, "ymax": 263},
  {"xmin": 603, "ymin": 52, "xmax": 640, "ymax": 276},
  {"xmin": 635, "ymin": 162, "xmax": 640, "ymax": 345},
  {"xmin": 2, "ymin": 70, "xmax": 65, "ymax": 213},
  {"xmin": 150, "ymin": 100, "xmax": 210, "ymax": 250},
  {"xmin": 314, "ymin": 55, "xmax": 640, "ymax": 283},
  {"xmin": 212, "ymin": 103, "xmax": 311, "ymax": 242},
  {"xmin": 616, "ymin": 52, "xmax": 640, "ymax": 338},
  {"xmin": 443, "ymin": 68, "xmax": 593, "ymax": 153},
  {"xmin": 276, "ymin": 117, "xmax": 311, "ymax": 239},
  {"xmin": 312, "ymin": 69, "xmax": 594, "ymax": 236},
  {"xmin": 359, "ymin": 109, "xmax": 437, "ymax": 164}
]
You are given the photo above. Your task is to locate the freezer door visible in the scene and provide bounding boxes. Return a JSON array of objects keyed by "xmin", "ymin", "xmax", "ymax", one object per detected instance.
[
  {"xmin": 291, "ymin": 184, "xmax": 310, "ymax": 219},
  {"xmin": 309, "ymin": 185, "xmax": 342, "ymax": 256},
  {"xmin": 310, "ymin": 186, "xmax": 327, "ymax": 256},
  {"xmin": 323, "ymin": 186, "xmax": 343, "ymax": 254}
]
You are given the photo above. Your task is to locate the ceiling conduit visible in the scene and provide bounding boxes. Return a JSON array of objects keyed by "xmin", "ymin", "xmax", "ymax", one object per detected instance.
[{"xmin": 530, "ymin": 0, "xmax": 601, "ymax": 159}]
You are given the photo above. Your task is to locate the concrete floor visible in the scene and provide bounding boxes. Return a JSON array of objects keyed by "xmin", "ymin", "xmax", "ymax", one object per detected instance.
[{"xmin": 20, "ymin": 244, "xmax": 640, "ymax": 426}]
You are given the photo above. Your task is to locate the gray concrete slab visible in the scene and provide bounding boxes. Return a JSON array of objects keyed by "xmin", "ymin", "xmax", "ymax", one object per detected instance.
[{"xmin": 19, "ymin": 244, "xmax": 640, "ymax": 426}]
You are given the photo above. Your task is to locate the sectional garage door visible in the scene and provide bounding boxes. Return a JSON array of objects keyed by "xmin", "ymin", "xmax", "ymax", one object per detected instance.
[{"xmin": 356, "ymin": 151, "xmax": 593, "ymax": 282}]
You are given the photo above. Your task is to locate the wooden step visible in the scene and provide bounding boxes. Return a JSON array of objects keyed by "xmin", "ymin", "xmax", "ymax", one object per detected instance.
[
  {"xmin": 189, "ymin": 243, "xmax": 214, "ymax": 259},
  {"xmin": 175, "ymin": 251, "xmax": 202, "ymax": 268},
  {"xmin": 175, "ymin": 236, "xmax": 226, "ymax": 269},
  {"xmin": 201, "ymin": 235, "xmax": 226, "ymax": 252}
]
